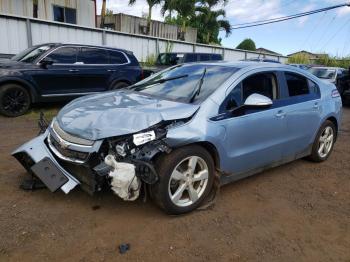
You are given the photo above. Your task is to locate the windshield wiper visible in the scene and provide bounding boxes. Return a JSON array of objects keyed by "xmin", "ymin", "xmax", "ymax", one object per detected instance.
[
  {"xmin": 130, "ymin": 74, "xmax": 188, "ymax": 90},
  {"xmin": 188, "ymin": 68, "xmax": 207, "ymax": 103}
]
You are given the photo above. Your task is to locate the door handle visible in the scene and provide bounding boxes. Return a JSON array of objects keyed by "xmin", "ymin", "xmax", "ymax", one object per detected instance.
[
  {"xmin": 275, "ymin": 110, "xmax": 286, "ymax": 118},
  {"xmin": 69, "ymin": 69, "xmax": 79, "ymax": 72},
  {"xmin": 313, "ymin": 102, "xmax": 319, "ymax": 109},
  {"xmin": 107, "ymin": 69, "xmax": 116, "ymax": 72}
]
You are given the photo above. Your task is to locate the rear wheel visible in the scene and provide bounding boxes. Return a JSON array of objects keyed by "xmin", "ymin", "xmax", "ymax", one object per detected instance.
[
  {"xmin": 0, "ymin": 84, "xmax": 31, "ymax": 117},
  {"xmin": 308, "ymin": 120, "xmax": 336, "ymax": 162},
  {"xmin": 110, "ymin": 81, "xmax": 130, "ymax": 90},
  {"xmin": 151, "ymin": 145, "xmax": 215, "ymax": 214}
]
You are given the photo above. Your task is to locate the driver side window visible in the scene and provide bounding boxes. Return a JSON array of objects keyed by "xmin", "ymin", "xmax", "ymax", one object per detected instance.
[
  {"xmin": 220, "ymin": 72, "xmax": 278, "ymax": 112},
  {"xmin": 242, "ymin": 72, "xmax": 278, "ymax": 101}
]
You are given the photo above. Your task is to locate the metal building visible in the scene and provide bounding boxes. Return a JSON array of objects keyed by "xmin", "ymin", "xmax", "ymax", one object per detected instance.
[
  {"xmin": 0, "ymin": 0, "xmax": 96, "ymax": 27},
  {"xmin": 97, "ymin": 13, "xmax": 198, "ymax": 43}
]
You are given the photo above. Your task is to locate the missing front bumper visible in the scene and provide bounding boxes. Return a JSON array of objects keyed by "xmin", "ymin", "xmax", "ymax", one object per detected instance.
[{"xmin": 12, "ymin": 131, "xmax": 80, "ymax": 194}]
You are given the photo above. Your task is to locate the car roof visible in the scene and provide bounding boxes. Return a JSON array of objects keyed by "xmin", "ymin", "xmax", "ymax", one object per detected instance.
[
  {"xmin": 44, "ymin": 43, "xmax": 131, "ymax": 54},
  {"xmin": 184, "ymin": 61, "xmax": 292, "ymax": 69}
]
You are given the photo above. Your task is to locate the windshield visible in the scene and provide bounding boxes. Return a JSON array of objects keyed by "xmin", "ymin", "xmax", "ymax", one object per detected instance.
[
  {"xmin": 11, "ymin": 44, "xmax": 53, "ymax": 63},
  {"xmin": 308, "ymin": 68, "xmax": 336, "ymax": 79},
  {"xmin": 130, "ymin": 64, "xmax": 237, "ymax": 103}
]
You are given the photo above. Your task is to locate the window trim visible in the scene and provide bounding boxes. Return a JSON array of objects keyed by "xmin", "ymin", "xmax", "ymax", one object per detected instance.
[{"xmin": 36, "ymin": 45, "xmax": 130, "ymax": 66}]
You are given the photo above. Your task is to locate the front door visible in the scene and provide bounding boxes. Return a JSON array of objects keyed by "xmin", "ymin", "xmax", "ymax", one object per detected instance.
[
  {"xmin": 30, "ymin": 46, "xmax": 82, "ymax": 96},
  {"xmin": 217, "ymin": 71, "xmax": 287, "ymax": 175}
]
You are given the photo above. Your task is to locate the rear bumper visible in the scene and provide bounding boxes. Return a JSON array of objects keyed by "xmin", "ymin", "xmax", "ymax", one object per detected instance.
[{"xmin": 12, "ymin": 130, "xmax": 80, "ymax": 194}]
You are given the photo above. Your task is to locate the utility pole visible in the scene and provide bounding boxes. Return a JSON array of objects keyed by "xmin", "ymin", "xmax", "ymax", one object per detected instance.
[{"xmin": 100, "ymin": 0, "xmax": 106, "ymax": 28}]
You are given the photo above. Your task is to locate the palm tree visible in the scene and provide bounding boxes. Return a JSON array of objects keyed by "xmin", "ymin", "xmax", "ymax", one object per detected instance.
[
  {"xmin": 162, "ymin": 0, "xmax": 196, "ymax": 30},
  {"xmin": 129, "ymin": 0, "xmax": 162, "ymax": 34},
  {"xmin": 193, "ymin": 6, "xmax": 231, "ymax": 44}
]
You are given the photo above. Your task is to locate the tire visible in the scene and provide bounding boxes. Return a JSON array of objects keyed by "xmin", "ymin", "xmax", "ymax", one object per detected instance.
[
  {"xmin": 151, "ymin": 145, "xmax": 215, "ymax": 215},
  {"xmin": 308, "ymin": 120, "xmax": 336, "ymax": 162},
  {"xmin": 0, "ymin": 84, "xmax": 31, "ymax": 117},
  {"xmin": 110, "ymin": 81, "xmax": 130, "ymax": 90}
]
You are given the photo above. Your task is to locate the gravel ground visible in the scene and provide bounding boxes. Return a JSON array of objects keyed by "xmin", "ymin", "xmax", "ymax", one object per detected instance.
[{"xmin": 0, "ymin": 106, "xmax": 349, "ymax": 262}]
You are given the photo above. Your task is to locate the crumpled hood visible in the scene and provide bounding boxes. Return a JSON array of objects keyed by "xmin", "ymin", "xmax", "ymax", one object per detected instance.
[{"xmin": 57, "ymin": 90, "xmax": 199, "ymax": 140}]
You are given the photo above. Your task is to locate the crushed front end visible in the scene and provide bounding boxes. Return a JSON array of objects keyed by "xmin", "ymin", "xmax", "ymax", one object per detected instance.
[{"xmin": 12, "ymin": 117, "xmax": 173, "ymax": 200}]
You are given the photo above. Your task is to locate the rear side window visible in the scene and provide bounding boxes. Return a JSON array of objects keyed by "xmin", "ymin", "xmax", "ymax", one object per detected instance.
[
  {"xmin": 78, "ymin": 48, "xmax": 109, "ymax": 64},
  {"xmin": 109, "ymin": 50, "xmax": 128, "ymax": 64},
  {"xmin": 46, "ymin": 47, "xmax": 77, "ymax": 64},
  {"xmin": 211, "ymin": 54, "xmax": 222, "ymax": 61},
  {"xmin": 285, "ymin": 72, "xmax": 309, "ymax": 97}
]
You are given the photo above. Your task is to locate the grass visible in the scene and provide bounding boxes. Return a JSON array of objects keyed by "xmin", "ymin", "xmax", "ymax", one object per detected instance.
[{"xmin": 23, "ymin": 103, "xmax": 62, "ymax": 121}]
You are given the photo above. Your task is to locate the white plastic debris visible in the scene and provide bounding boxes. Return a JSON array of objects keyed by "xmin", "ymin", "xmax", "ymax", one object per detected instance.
[
  {"xmin": 133, "ymin": 130, "xmax": 156, "ymax": 146},
  {"xmin": 105, "ymin": 155, "xmax": 140, "ymax": 201}
]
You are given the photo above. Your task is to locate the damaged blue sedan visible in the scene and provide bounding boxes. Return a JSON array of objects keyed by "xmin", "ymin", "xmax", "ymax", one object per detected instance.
[{"xmin": 13, "ymin": 62, "xmax": 342, "ymax": 214}]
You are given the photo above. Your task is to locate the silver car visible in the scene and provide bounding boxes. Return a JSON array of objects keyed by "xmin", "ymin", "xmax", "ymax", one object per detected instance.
[{"xmin": 13, "ymin": 62, "xmax": 342, "ymax": 214}]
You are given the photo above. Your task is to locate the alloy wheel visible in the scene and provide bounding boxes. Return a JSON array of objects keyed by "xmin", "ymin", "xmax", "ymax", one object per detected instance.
[
  {"xmin": 168, "ymin": 156, "xmax": 209, "ymax": 207},
  {"xmin": 2, "ymin": 88, "xmax": 29, "ymax": 115},
  {"xmin": 318, "ymin": 126, "xmax": 334, "ymax": 158}
]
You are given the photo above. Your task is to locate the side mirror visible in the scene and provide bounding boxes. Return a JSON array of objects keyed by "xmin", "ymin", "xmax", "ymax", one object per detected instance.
[
  {"xmin": 244, "ymin": 93, "xmax": 272, "ymax": 107},
  {"xmin": 39, "ymin": 57, "xmax": 54, "ymax": 68}
]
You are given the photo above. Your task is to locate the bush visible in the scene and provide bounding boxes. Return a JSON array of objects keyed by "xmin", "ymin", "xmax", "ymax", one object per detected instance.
[
  {"xmin": 288, "ymin": 54, "xmax": 310, "ymax": 64},
  {"xmin": 236, "ymin": 38, "xmax": 256, "ymax": 51},
  {"xmin": 315, "ymin": 55, "xmax": 350, "ymax": 69},
  {"xmin": 143, "ymin": 54, "xmax": 157, "ymax": 67}
]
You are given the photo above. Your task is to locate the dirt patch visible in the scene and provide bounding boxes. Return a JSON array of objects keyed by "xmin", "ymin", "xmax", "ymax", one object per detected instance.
[{"xmin": 0, "ymin": 107, "xmax": 349, "ymax": 262}]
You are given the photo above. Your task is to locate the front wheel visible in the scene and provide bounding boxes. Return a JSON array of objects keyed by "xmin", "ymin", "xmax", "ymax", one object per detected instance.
[
  {"xmin": 0, "ymin": 84, "xmax": 31, "ymax": 117},
  {"xmin": 151, "ymin": 145, "xmax": 215, "ymax": 214},
  {"xmin": 308, "ymin": 120, "xmax": 336, "ymax": 162}
]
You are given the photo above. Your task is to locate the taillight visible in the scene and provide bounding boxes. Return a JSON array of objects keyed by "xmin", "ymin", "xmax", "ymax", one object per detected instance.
[
  {"xmin": 331, "ymin": 89, "xmax": 340, "ymax": 98},
  {"xmin": 140, "ymin": 69, "xmax": 144, "ymax": 80}
]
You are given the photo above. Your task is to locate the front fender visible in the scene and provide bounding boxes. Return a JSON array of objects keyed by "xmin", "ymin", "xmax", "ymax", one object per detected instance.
[{"xmin": 0, "ymin": 76, "xmax": 40, "ymax": 102}]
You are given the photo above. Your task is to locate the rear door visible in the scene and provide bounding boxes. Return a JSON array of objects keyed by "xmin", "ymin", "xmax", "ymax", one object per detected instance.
[
  {"xmin": 279, "ymin": 71, "xmax": 322, "ymax": 159},
  {"xmin": 30, "ymin": 46, "xmax": 81, "ymax": 95},
  {"xmin": 75, "ymin": 47, "xmax": 111, "ymax": 92}
]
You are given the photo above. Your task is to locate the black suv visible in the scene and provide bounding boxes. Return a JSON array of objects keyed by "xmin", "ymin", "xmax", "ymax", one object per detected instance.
[
  {"xmin": 0, "ymin": 43, "xmax": 142, "ymax": 117},
  {"xmin": 156, "ymin": 52, "xmax": 223, "ymax": 66},
  {"xmin": 143, "ymin": 52, "xmax": 223, "ymax": 77}
]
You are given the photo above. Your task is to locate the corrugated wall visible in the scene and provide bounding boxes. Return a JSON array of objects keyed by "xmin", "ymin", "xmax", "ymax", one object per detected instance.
[
  {"xmin": 0, "ymin": 0, "xmax": 95, "ymax": 27},
  {"xmin": 0, "ymin": 13, "xmax": 288, "ymax": 63}
]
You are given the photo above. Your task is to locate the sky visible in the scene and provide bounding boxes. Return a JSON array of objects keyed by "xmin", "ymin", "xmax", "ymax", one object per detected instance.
[{"xmin": 96, "ymin": 0, "xmax": 350, "ymax": 56}]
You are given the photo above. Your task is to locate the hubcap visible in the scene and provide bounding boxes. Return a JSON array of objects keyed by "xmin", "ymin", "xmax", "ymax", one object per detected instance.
[
  {"xmin": 168, "ymin": 156, "xmax": 209, "ymax": 207},
  {"xmin": 2, "ymin": 88, "xmax": 28, "ymax": 114},
  {"xmin": 318, "ymin": 126, "xmax": 334, "ymax": 158}
]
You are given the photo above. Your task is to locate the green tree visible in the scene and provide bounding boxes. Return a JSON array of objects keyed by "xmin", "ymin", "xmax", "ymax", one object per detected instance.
[
  {"xmin": 163, "ymin": 0, "xmax": 196, "ymax": 41},
  {"xmin": 163, "ymin": 0, "xmax": 230, "ymax": 44},
  {"xmin": 194, "ymin": 6, "xmax": 231, "ymax": 44},
  {"xmin": 236, "ymin": 38, "xmax": 256, "ymax": 51},
  {"xmin": 129, "ymin": 0, "xmax": 163, "ymax": 34}
]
